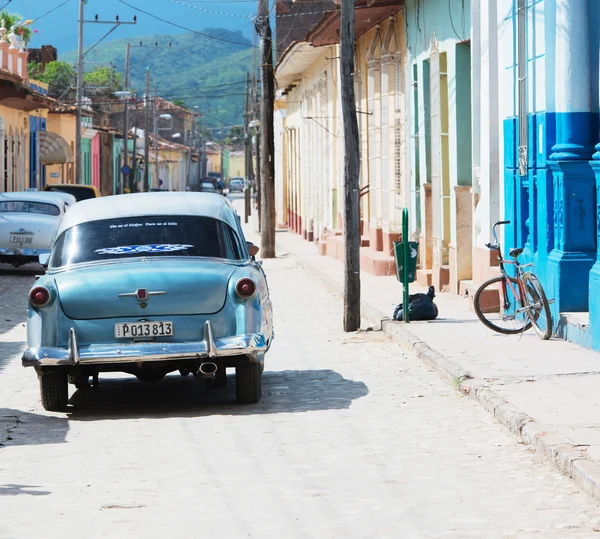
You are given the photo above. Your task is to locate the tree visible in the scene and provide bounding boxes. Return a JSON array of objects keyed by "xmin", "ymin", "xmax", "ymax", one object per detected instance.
[
  {"xmin": 37, "ymin": 60, "xmax": 74, "ymax": 98},
  {"xmin": 173, "ymin": 99, "xmax": 188, "ymax": 109},
  {"xmin": 84, "ymin": 66, "xmax": 123, "ymax": 93},
  {"xmin": 28, "ymin": 60, "xmax": 42, "ymax": 80}
]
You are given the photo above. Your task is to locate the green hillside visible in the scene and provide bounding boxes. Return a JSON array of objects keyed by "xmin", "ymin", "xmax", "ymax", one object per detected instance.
[{"xmin": 62, "ymin": 29, "xmax": 255, "ymax": 130}]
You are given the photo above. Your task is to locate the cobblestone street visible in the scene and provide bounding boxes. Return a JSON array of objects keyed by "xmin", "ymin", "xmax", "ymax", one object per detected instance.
[{"xmin": 1, "ymin": 258, "xmax": 600, "ymax": 538}]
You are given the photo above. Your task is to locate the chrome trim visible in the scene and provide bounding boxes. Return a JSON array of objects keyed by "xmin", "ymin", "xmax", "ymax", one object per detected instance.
[
  {"xmin": 0, "ymin": 248, "xmax": 50, "ymax": 257},
  {"xmin": 68, "ymin": 328, "xmax": 80, "ymax": 365},
  {"xmin": 22, "ymin": 324, "xmax": 267, "ymax": 367},
  {"xmin": 205, "ymin": 320, "xmax": 217, "ymax": 358},
  {"xmin": 118, "ymin": 290, "xmax": 166, "ymax": 298}
]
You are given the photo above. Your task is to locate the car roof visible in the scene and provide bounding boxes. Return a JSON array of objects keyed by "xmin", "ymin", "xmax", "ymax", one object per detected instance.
[
  {"xmin": 0, "ymin": 191, "xmax": 70, "ymax": 207},
  {"xmin": 56, "ymin": 192, "xmax": 240, "ymax": 236}
]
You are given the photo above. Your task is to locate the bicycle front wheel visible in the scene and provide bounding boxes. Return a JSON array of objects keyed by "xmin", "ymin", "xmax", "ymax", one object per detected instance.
[
  {"xmin": 473, "ymin": 276, "xmax": 532, "ymax": 334},
  {"xmin": 522, "ymin": 273, "xmax": 553, "ymax": 340}
]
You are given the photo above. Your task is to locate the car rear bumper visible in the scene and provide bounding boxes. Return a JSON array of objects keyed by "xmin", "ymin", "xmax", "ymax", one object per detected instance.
[
  {"xmin": 0, "ymin": 247, "xmax": 50, "ymax": 257},
  {"xmin": 23, "ymin": 321, "xmax": 267, "ymax": 367}
]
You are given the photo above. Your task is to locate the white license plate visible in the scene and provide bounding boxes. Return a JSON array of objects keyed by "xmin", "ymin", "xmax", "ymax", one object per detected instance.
[
  {"xmin": 114, "ymin": 321, "xmax": 174, "ymax": 339},
  {"xmin": 10, "ymin": 235, "xmax": 32, "ymax": 244}
]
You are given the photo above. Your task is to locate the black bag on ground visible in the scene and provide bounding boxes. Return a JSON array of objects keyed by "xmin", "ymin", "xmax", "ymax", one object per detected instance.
[{"xmin": 393, "ymin": 286, "xmax": 439, "ymax": 321}]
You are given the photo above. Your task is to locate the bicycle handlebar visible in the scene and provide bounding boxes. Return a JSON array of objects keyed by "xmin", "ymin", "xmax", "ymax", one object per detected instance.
[{"xmin": 491, "ymin": 220, "xmax": 511, "ymax": 247}]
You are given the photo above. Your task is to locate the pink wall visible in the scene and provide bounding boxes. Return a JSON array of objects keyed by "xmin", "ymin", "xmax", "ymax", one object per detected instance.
[{"xmin": 92, "ymin": 134, "xmax": 100, "ymax": 189}]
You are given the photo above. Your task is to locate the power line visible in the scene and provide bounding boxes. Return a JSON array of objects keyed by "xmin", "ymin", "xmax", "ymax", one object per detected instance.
[
  {"xmin": 34, "ymin": 0, "xmax": 73, "ymax": 22},
  {"xmin": 172, "ymin": 0, "xmax": 252, "ymax": 19},
  {"xmin": 116, "ymin": 0, "xmax": 257, "ymax": 48}
]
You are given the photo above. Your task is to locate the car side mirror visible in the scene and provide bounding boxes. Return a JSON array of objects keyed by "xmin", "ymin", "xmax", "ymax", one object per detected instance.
[
  {"xmin": 39, "ymin": 253, "xmax": 50, "ymax": 268},
  {"xmin": 247, "ymin": 242, "xmax": 259, "ymax": 257}
]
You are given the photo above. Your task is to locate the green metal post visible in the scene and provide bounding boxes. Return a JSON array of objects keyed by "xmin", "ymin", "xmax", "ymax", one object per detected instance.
[{"xmin": 402, "ymin": 208, "xmax": 410, "ymax": 323}]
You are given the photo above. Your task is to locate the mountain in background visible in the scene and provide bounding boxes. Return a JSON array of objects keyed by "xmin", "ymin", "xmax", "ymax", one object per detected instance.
[{"xmin": 61, "ymin": 29, "xmax": 255, "ymax": 131}]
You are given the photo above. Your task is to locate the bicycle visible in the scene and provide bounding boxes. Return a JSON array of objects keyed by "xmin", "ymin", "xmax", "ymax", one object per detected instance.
[{"xmin": 473, "ymin": 220, "xmax": 553, "ymax": 340}]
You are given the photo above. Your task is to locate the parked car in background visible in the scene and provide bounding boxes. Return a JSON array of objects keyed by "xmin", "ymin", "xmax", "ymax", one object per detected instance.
[
  {"xmin": 44, "ymin": 184, "xmax": 101, "ymax": 202},
  {"xmin": 229, "ymin": 178, "xmax": 245, "ymax": 193},
  {"xmin": 0, "ymin": 191, "xmax": 73, "ymax": 267},
  {"xmin": 23, "ymin": 192, "xmax": 274, "ymax": 411},
  {"xmin": 199, "ymin": 181, "xmax": 217, "ymax": 193}
]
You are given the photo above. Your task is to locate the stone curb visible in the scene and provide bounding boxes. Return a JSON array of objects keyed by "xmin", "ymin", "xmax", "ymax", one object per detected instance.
[{"xmin": 290, "ymin": 249, "xmax": 600, "ymax": 501}]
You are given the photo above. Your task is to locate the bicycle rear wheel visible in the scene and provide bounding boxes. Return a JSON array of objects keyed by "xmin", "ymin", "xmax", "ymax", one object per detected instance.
[
  {"xmin": 473, "ymin": 276, "xmax": 532, "ymax": 334},
  {"xmin": 522, "ymin": 273, "xmax": 553, "ymax": 340}
]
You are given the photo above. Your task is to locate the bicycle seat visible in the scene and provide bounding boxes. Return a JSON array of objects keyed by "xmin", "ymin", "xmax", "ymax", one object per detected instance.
[{"xmin": 509, "ymin": 247, "xmax": 524, "ymax": 258}]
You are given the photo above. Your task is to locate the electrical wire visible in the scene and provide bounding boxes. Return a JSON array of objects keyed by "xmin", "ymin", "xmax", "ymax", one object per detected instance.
[
  {"xmin": 448, "ymin": 0, "xmax": 467, "ymax": 43},
  {"xmin": 172, "ymin": 0, "xmax": 251, "ymax": 19},
  {"xmin": 34, "ymin": 0, "xmax": 72, "ymax": 22},
  {"xmin": 0, "ymin": 1, "xmax": 13, "ymax": 12},
  {"xmin": 116, "ymin": 0, "xmax": 257, "ymax": 48}
]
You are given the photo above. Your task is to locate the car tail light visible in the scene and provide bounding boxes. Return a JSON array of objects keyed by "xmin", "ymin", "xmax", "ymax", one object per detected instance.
[
  {"xmin": 236, "ymin": 278, "xmax": 256, "ymax": 299},
  {"xmin": 29, "ymin": 286, "xmax": 50, "ymax": 307}
]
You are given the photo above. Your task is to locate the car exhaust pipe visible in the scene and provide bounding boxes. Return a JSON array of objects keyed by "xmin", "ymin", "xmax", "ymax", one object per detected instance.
[{"xmin": 197, "ymin": 362, "xmax": 218, "ymax": 377}]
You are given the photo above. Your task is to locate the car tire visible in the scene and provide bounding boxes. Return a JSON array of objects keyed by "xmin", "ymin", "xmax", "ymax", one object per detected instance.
[
  {"xmin": 235, "ymin": 362, "xmax": 262, "ymax": 404},
  {"xmin": 39, "ymin": 370, "xmax": 68, "ymax": 411}
]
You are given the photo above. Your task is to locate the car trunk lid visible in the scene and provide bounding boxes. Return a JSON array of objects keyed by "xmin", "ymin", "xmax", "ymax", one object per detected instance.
[
  {"xmin": 55, "ymin": 259, "xmax": 235, "ymax": 320},
  {"xmin": 0, "ymin": 213, "xmax": 57, "ymax": 250}
]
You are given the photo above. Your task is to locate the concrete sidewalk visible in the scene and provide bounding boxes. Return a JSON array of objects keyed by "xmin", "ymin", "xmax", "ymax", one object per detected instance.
[{"xmin": 256, "ymin": 224, "xmax": 600, "ymax": 501}]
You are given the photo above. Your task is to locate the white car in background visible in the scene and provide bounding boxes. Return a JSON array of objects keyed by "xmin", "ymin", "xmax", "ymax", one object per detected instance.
[{"xmin": 0, "ymin": 191, "xmax": 75, "ymax": 267}]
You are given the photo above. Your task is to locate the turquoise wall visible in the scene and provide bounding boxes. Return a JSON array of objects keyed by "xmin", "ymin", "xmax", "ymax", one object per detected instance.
[
  {"xmin": 404, "ymin": 0, "xmax": 471, "ymax": 58},
  {"xmin": 81, "ymin": 139, "xmax": 92, "ymax": 186}
]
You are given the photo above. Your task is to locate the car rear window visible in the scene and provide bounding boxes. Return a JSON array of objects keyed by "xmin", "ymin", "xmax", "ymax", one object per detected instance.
[
  {"xmin": 0, "ymin": 200, "xmax": 60, "ymax": 216},
  {"xmin": 50, "ymin": 215, "xmax": 245, "ymax": 267},
  {"xmin": 45, "ymin": 186, "xmax": 96, "ymax": 201}
]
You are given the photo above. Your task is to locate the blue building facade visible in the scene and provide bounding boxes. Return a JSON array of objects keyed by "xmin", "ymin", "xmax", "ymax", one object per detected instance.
[
  {"xmin": 28, "ymin": 81, "xmax": 48, "ymax": 190},
  {"xmin": 501, "ymin": 0, "xmax": 600, "ymax": 348}
]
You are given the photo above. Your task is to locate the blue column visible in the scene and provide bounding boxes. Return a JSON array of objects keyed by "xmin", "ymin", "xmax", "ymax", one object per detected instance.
[
  {"xmin": 547, "ymin": 0, "xmax": 596, "ymax": 324},
  {"xmin": 588, "ymin": 157, "xmax": 600, "ymax": 349}
]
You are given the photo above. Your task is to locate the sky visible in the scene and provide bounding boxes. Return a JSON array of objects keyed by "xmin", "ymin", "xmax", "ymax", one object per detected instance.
[{"xmin": 6, "ymin": 0, "xmax": 258, "ymax": 54}]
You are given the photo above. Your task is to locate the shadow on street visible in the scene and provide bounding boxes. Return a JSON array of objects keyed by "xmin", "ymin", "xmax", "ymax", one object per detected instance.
[
  {"xmin": 0, "ymin": 342, "xmax": 23, "ymax": 375},
  {"xmin": 0, "ymin": 484, "xmax": 51, "ymax": 496},
  {"xmin": 0, "ymin": 408, "xmax": 69, "ymax": 448},
  {"xmin": 0, "ymin": 263, "xmax": 43, "ymax": 277},
  {"xmin": 67, "ymin": 369, "xmax": 369, "ymax": 421}
]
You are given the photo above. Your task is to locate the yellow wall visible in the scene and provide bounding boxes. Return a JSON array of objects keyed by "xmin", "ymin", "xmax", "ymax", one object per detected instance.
[
  {"xmin": 206, "ymin": 150, "xmax": 221, "ymax": 174},
  {"xmin": 45, "ymin": 113, "xmax": 76, "ymax": 185},
  {"xmin": 229, "ymin": 152, "xmax": 245, "ymax": 178}
]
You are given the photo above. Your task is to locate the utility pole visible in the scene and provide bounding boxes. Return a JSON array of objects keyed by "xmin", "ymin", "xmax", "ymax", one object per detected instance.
[
  {"xmin": 257, "ymin": 0, "xmax": 276, "ymax": 257},
  {"xmin": 76, "ymin": 9, "xmax": 136, "ymax": 186},
  {"xmin": 186, "ymin": 127, "xmax": 193, "ymax": 189},
  {"xmin": 252, "ymin": 71, "xmax": 261, "ymax": 231},
  {"xmin": 122, "ymin": 42, "xmax": 131, "ymax": 194},
  {"xmin": 153, "ymin": 90, "xmax": 159, "ymax": 190},
  {"xmin": 143, "ymin": 69, "xmax": 151, "ymax": 192},
  {"xmin": 244, "ymin": 71, "xmax": 252, "ymax": 223},
  {"xmin": 75, "ymin": 0, "xmax": 85, "ymax": 183},
  {"xmin": 340, "ymin": 0, "xmax": 361, "ymax": 331}
]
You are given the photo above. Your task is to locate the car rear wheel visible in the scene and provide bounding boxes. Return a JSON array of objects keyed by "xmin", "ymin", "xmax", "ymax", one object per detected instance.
[
  {"xmin": 39, "ymin": 370, "xmax": 68, "ymax": 411},
  {"xmin": 235, "ymin": 362, "xmax": 262, "ymax": 404}
]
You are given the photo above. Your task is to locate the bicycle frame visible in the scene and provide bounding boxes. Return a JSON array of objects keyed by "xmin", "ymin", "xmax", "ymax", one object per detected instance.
[{"xmin": 486, "ymin": 221, "xmax": 528, "ymax": 317}]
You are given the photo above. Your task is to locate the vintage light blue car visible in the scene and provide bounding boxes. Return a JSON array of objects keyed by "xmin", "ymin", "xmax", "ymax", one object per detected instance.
[{"xmin": 22, "ymin": 192, "xmax": 274, "ymax": 411}]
